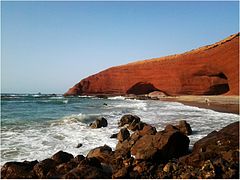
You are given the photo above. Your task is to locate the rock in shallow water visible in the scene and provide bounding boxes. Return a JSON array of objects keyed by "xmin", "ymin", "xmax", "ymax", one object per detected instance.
[
  {"xmin": 90, "ymin": 117, "xmax": 108, "ymax": 128},
  {"xmin": 118, "ymin": 114, "xmax": 140, "ymax": 127},
  {"xmin": 76, "ymin": 143, "xmax": 83, "ymax": 148},
  {"xmin": 176, "ymin": 120, "xmax": 192, "ymax": 135},
  {"xmin": 110, "ymin": 133, "xmax": 118, "ymax": 138},
  {"xmin": 165, "ymin": 120, "xmax": 192, "ymax": 135}
]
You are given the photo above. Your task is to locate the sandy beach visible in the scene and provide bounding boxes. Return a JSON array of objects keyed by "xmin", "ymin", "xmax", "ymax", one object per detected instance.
[{"xmin": 159, "ymin": 95, "xmax": 239, "ymax": 115}]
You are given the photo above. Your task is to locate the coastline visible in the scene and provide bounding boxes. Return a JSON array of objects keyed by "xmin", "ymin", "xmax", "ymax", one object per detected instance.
[
  {"xmin": 1, "ymin": 94, "xmax": 239, "ymax": 178},
  {"xmin": 124, "ymin": 94, "xmax": 239, "ymax": 115},
  {"xmin": 158, "ymin": 95, "xmax": 239, "ymax": 115}
]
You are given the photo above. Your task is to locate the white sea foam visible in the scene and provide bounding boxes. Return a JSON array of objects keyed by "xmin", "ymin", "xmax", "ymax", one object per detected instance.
[
  {"xmin": 63, "ymin": 100, "xmax": 68, "ymax": 104},
  {"xmin": 108, "ymin": 96, "xmax": 125, "ymax": 100},
  {"xmin": 1, "ymin": 113, "xmax": 118, "ymax": 164},
  {"xmin": 114, "ymin": 100, "xmax": 147, "ymax": 111},
  {"xmin": 51, "ymin": 113, "xmax": 100, "ymax": 125},
  {"xmin": 32, "ymin": 94, "xmax": 41, "ymax": 97},
  {"xmin": 49, "ymin": 96, "xmax": 64, "ymax": 100},
  {"xmin": 78, "ymin": 95, "xmax": 94, "ymax": 98}
]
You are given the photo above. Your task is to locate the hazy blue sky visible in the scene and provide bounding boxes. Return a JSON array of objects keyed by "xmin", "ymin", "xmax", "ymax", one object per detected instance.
[{"xmin": 1, "ymin": 1, "xmax": 239, "ymax": 94}]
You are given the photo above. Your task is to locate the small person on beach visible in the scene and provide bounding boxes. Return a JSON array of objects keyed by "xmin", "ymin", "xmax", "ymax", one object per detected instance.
[{"xmin": 205, "ymin": 98, "xmax": 210, "ymax": 106}]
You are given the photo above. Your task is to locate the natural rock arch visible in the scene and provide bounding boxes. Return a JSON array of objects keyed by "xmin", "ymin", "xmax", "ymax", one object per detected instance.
[
  {"xmin": 205, "ymin": 72, "xmax": 229, "ymax": 95},
  {"xmin": 126, "ymin": 82, "xmax": 159, "ymax": 95}
]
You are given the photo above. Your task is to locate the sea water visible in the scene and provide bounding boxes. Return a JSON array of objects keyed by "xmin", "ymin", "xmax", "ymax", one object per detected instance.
[{"xmin": 1, "ymin": 94, "xmax": 239, "ymax": 165}]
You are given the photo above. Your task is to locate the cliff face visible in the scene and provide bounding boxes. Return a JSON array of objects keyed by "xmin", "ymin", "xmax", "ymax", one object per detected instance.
[{"xmin": 65, "ymin": 33, "xmax": 239, "ymax": 96}]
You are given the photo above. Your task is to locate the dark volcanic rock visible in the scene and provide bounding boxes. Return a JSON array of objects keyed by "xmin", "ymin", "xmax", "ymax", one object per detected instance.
[
  {"xmin": 55, "ymin": 161, "xmax": 78, "ymax": 177},
  {"xmin": 164, "ymin": 124, "xmax": 179, "ymax": 132},
  {"xmin": 1, "ymin": 160, "xmax": 38, "ymax": 179},
  {"xmin": 193, "ymin": 121, "xmax": 239, "ymax": 154},
  {"xmin": 118, "ymin": 114, "xmax": 147, "ymax": 132},
  {"xmin": 138, "ymin": 124, "xmax": 157, "ymax": 136},
  {"xmin": 110, "ymin": 133, "xmax": 118, "ymax": 138},
  {"xmin": 128, "ymin": 121, "xmax": 146, "ymax": 131},
  {"xmin": 131, "ymin": 128, "xmax": 190, "ymax": 161},
  {"xmin": 87, "ymin": 145, "xmax": 113, "ymax": 164},
  {"xmin": 72, "ymin": 155, "xmax": 85, "ymax": 164},
  {"xmin": 79, "ymin": 157, "xmax": 103, "ymax": 168},
  {"xmin": 119, "ymin": 114, "xmax": 140, "ymax": 127},
  {"xmin": 33, "ymin": 158, "xmax": 57, "ymax": 178},
  {"xmin": 62, "ymin": 157, "xmax": 111, "ymax": 178},
  {"xmin": 165, "ymin": 120, "xmax": 192, "ymax": 135},
  {"xmin": 62, "ymin": 164, "xmax": 111, "ymax": 178},
  {"xmin": 90, "ymin": 117, "xmax": 108, "ymax": 128},
  {"xmin": 117, "ymin": 128, "xmax": 130, "ymax": 142},
  {"xmin": 51, "ymin": 150, "xmax": 74, "ymax": 165},
  {"xmin": 176, "ymin": 120, "xmax": 192, "ymax": 135},
  {"xmin": 112, "ymin": 167, "xmax": 129, "ymax": 178},
  {"xmin": 115, "ymin": 131, "xmax": 142, "ymax": 154},
  {"xmin": 76, "ymin": 143, "xmax": 83, "ymax": 148},
  {"xmin": 179, "ymin": 121, "xmax": 239, "ymax": 178}
]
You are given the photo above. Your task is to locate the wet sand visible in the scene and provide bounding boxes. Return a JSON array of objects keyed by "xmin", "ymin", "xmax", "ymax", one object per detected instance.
[{"xmin": 159, "ymin": 95, "xmax": 239, "ymax": 115}]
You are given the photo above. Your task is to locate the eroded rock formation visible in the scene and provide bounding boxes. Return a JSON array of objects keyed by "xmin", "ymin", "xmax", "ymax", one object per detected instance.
[{"xmin": 65, "ymin": 33, "xmax": 239, "ymax": 96}]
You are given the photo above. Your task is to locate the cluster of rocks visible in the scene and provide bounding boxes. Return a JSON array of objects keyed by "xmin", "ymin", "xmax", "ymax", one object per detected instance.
[{"xmin": 1, "ymin": 115, "xmax": 239, "ymax": 179}]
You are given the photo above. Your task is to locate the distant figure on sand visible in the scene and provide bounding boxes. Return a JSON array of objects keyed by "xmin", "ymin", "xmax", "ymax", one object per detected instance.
[{"xmin": 205, "ymin": 98, "xmax": 210, "ymax": 106}]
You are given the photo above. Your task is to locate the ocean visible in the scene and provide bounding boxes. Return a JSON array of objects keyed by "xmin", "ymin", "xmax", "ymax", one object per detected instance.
[{"xmin": 1, "ymin": 93, "xmax": 239, "ymax": 166}]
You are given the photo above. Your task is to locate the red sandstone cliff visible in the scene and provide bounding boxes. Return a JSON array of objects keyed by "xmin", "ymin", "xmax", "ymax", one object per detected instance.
[{"xmin": 65, "ymin": 33, "xmax": 239, "ymax": 96}]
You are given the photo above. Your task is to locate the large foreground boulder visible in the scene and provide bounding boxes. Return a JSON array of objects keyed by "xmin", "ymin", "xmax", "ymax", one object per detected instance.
[
  {"xmin": 1, "ymin": 160, "xmax": 38, "ymax": 179},
  {"xmin": 179, "ymin": 121, "xmax": 239, "ymax": 178},
  {"xmin": 33, "ymin": 159, "xmax": 57, "ymax": 178},
  {"xmin": 138, "ymin": 124, "xmax": 157, "ymax": 136},
  {"xmin": 51, "ymin": 151, "xmax": 74, "ymax": 165},
  {"xmin": 87, "ymin": 145, "xmax": 113, "ymax": 164},
  {"xmin": 193, "ymin": 121, "xmax": 239, "ymax": 154},
  {"xmin": 62, "ymin": 157, "xmax": 111, "ymax": 178},
  {"xmin": 131, "ymin": 128, "xmax": 190, "ymax": 161},
  {"xmin": 165, "ymin": 120, "xmax": 192, "ymax": 135},
  {"xmin": 116, "ymin": 117, "xmax": 190, "ymax": 162}
]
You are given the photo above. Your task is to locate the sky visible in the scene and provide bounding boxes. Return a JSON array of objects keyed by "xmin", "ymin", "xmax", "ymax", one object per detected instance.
[{"xmin": 1, "ymin": 1, "xmax": 239, "ymax": 94}]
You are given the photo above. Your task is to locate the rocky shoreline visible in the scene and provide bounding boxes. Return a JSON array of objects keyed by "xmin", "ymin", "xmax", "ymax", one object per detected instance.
[{"xmin": 1, "ymin": 114, "xmax": 239, "ymax": 179}]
